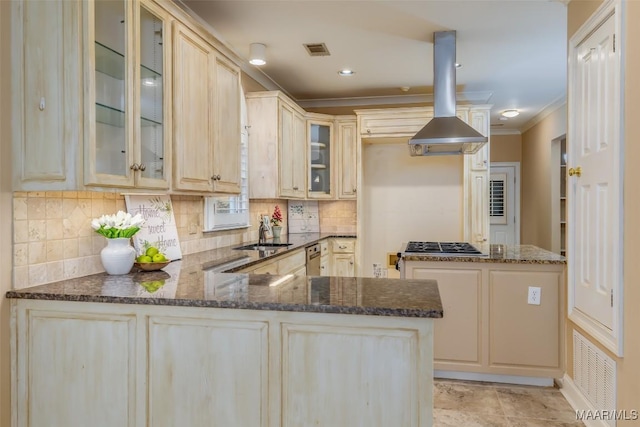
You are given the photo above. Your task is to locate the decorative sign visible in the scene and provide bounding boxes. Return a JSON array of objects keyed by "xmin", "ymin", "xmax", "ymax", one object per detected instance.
[{"xmin": 124, "ymin": 194, "xmax": 182, "ymax": 260}]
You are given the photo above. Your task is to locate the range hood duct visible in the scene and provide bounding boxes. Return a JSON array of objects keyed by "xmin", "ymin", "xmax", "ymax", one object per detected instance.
[{"xmin": 409, "ymin": 31, "xmax": 488, "ymax": 156}]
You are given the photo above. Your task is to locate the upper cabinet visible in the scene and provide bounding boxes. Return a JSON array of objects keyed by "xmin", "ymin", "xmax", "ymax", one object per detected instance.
[
  {"xmin": 307, "ymin": 115, "xmax": 334, "ymax": 199},
  {"xmin": 336, "ymin": 117, "xmax": 357, "ymax": 200},
  {"xmin": 12, "ymin": 0, "xmax": 82, "ymax": 190},
  {"xmin": 246, "ymin": 92, "xmax": 307, "ymax": 199},
  {"xmin": 172, "ymin": 21, "xmax": 241, "ymax": 194},
  {"xmin": 84, "ymin": 0, "xmax": 170, "ymax": 189},
  {"xmin": 12, "ymin": 0, "xmax": 243, "ymax": 195}
]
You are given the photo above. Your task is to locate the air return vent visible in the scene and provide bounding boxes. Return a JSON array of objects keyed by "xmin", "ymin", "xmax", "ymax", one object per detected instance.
[
  {"xmin": 304, "ymin": 43, "xmax": 330, "ymax": 56},
  {"xmin": 573, "ymin": 330, "xmax": 616, "ymax": 425}
]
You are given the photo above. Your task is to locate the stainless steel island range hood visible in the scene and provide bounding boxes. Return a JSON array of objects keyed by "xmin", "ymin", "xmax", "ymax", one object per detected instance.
[{"xmin": 409, "ymin": 31, "xmax": 488, "ymax": 156}]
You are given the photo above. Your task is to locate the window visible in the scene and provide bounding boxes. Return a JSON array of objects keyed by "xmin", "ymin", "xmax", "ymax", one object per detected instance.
[
  {"xmin": 203, "ymin": 91, "xmax": 250, "ymax": 231},
  {"xmin": 489, "ymin": 174, "xmax": 507, "ymax": 225}
]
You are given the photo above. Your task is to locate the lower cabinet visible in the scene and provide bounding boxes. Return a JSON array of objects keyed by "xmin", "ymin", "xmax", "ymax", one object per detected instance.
[
  {"xmin": 405, "ymin": 261, "xmax": 565, "ymax": 379},
  {"xmin": 237, "ymin": 248, "xmax": 305, "ymax": 276},
  {"xmin": 13, "ymin": 300, "xmax": 435, "ymax": 427},
  {"xmin": 331, "ymin": 238, "xmax": 356, "ymax": 277}
]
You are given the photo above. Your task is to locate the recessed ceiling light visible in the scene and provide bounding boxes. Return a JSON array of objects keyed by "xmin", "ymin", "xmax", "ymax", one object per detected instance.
[
  {"xmin": 249, "ymin": 43, "xmax": 267, "ymax": 66},
  {"xmin": 338, "ymin": 69, "xmax": 355, "ymax": 76},
  {"xmin": 501, "ymin": 109, "xmax": 520, "ymax": 118}
]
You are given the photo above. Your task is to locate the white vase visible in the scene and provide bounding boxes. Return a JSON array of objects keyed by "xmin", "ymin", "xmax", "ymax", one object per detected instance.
[
  {"xmin": 272, "ymin": 226, "xmax": 282, "ymax": 239},
  {"xmin": 100, "ymin": 237, "xmax": 136, "ymax": 275}
]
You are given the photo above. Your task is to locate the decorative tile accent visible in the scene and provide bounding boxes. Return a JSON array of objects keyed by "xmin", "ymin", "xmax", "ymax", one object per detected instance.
[{"xmin": 288, "ymin": 200, "xmax": 320, "ymax": 233}]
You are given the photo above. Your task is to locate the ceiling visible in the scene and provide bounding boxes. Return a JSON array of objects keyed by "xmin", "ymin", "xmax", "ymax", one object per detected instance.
[{"xmin": 182, "ymin": 0, "xmax": 568, "ymax": 133}]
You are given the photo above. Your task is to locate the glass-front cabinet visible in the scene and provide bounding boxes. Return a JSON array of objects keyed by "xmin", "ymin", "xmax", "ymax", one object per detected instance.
[
  {"xmin": 85, "ymin": 0, "xmax": 169, "ymax": 188},
  {"xmin": 308, "ymin": 118, "xmax": 334, "ymax": 198}
]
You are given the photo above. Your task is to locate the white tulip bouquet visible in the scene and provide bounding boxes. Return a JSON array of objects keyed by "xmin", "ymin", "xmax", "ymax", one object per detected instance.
[{"xmin": 91, "ymin": 211, "xmax": 145, "ymax": 239}]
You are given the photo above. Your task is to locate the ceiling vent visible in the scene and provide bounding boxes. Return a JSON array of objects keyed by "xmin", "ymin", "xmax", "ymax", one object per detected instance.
[{"xmin": 304, "ymin": 43, "xmax": 330, "ymax": 56}]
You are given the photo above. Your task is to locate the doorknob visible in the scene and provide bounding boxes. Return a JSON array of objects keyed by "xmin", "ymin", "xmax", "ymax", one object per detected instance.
[{"xmin": 568, "ymin": 166, "xmax": 582, "ymax": 177}]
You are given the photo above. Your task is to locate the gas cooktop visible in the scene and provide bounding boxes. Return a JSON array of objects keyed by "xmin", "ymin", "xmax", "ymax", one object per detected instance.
[{"xmin": 404, "ymin": 241, "xmax": 483, "ymax": 255}]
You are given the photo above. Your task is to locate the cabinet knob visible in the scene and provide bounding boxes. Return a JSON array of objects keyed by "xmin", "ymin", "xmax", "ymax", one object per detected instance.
[
  {"xmin": 349, "ymin": 261, "xmax": 354, "ymax": 265},
  {"xmin": 293, "ymin": 186, "xmax": 298, "ymax": 190},
  {"xmin": 366, "ymin": 129, "xmax": 371, "ymax": 134},
  {"xmin": 339, "ymin": 245, "xmax": 347, "ymax": 249},
  {"xmin": 130, "ymin": 163, "xmax": 140, "ymax": 171},
  {"xmin": 211, "ymin": 175, "xmax": 217, "ymax": 181},
  {"xmin": 139, "ymin": 164, "xmax": 146, "ymax": 172},
  {"xmin": 216, "ymin": 174, "xmax": 221, "ymax": 180},
  {"xmin": 353, "ymin": 188, "xmax": 357, "ymax": 193},
  {"xmin": 39, "ymin": 97, "xmax": 46, "ymax": 111}
]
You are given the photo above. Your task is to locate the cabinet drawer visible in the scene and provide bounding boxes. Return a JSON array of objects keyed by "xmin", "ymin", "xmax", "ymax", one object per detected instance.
[
  {"xmin": 253, "ymin": 261, "xmax": 278, "ymax": 275},
  {"xmin": 332, "ymin": 239, "xmax": 355, "ymax": 253},
  {"xmin": 278, "ymin": 250, "xmax": 306, "ymax": 275}
]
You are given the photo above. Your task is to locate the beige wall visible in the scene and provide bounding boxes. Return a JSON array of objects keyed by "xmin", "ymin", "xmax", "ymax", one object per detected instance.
[
  {"xmin": 361, "ymin": 143, "xmax": 464, "ymax": 277},
  {"xmin": 490, "ymin": 134, "xmax": 522, "ymax": 163},
  {"xmin": 520, "ymin": 106, "xmax": 566, "ymax": 250},
  {"xmin": 565, "ymin": 1, "xmax": 640, "ymax": 422},
  {"xmin": 0, "ymin": 0, "xmax": 11, "ymax": 425}
]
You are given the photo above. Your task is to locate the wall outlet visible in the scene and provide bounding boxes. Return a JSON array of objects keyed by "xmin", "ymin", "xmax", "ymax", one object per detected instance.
[{"xmin": 527, "ymin": 286, "xmax": 541, "ymax": 305}]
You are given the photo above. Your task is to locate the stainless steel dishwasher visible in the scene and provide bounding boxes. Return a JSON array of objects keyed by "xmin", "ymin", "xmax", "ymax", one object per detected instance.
[{"xmin": 305, "ymin": 243, "xmax": 321, "ymax": 275}]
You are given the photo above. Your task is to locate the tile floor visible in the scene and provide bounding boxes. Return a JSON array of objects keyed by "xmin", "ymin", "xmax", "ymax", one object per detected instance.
[{"xmin": 434, "ymin": 379, "xmax": 584, "ymax": 427}]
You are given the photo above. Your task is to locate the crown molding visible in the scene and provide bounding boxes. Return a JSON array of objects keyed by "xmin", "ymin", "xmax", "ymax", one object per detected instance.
[
  {"xmin": 490, "ymin": 128, "xmax": 522, "ymax": 136},
  {"xmin": 519, "ymin": 95, "xmax": 567, "ymax": 134},
  {"xmin": 297, "ymin": 91, "xmax": 493, "ymax": 109}
]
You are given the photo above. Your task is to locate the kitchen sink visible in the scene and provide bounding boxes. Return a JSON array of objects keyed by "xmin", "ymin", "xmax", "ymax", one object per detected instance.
[{"xmin": 233, "ymin": 243, "xmax": 293, "ymax": 251}]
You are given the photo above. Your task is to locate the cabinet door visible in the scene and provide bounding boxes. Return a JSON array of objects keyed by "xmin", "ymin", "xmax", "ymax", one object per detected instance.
[
  {"xmin": 212, "ymin": 53, "xmax": 241, "ymax": 194},
  {"xmin": 85, "ymin": 0, "xmax": 136, "ymax": 187},
  {"xmin": 308, "ymin": 119, "xmax": 334, "ymax": 199},
  {"xmin": 17, "ymin": 309, "xmax": 137, "ymax": 426},
  {"xmin": 13, "ymin": 0, "xmax": 81, "ymax": 190},
  {"xmin": 332, "ymin": 253, "xmax": 355, "ymax": 277},
  {"xmin": 337, "ymin": 120, "xmax": 357, "ymax": 199},
  {"xmin": 172, "ymin": 23, "xmax": 214, "ymax": 192},
  {"xmin": 292, "ymin": 111, "xmax": 308, "ymax": 198},
  {"xmin": 320, "ymin": 256, "xmax": 330, "ymax": 276},
  {"xmin": 470, "ymin": 171, "xmax": 489, "ymax": 244},
  {"xmin": 135, "ymin": 1, "xmax": 169, "ymax": 189},
  {"xmin": 279, "ymin": 104, "xmax": 306, "ymax": 198},
  {"xmin": 469, "ymin": 110, "xmax": 489, "ymax": 171},
  {"xmin": 148, "ymin": 317, "xmax": 268, "ymax": 426}
]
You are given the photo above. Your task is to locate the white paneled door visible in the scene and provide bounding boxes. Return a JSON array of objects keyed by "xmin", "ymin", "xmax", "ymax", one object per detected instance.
[{"xmin": 568, "ymin": 4, "xmax": 622, "ymax": 355}]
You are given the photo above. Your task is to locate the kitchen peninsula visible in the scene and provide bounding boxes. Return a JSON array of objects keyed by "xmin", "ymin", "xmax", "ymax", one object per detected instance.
[
  {"xmin": 8, "ymin": 238, "xmax": 443, "ymax": 427},
  {"xmin": 401, "ymin": 243, "xmax": 566, "ymax": 385}
]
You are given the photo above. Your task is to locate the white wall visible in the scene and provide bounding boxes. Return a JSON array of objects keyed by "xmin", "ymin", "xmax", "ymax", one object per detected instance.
[{"xmin": 361, "ymin": 143, "xmax": 463, "ymax": 277}]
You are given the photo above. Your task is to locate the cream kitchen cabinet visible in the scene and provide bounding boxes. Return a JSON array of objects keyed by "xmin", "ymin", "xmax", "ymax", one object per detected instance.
[
  {"xmin": 336, "ymin": 117, "xmax": 357, "ymax": 199},
  {"xmin": 236, "ymin": 248, "xmax": 306, "ymax": 276},
  {"xmin": 172, "ymin": 22, "xmax": 241, "ymax": 194},
  {"xmin": 84, "ymin": 0, "xmax": 170, "ymax": 190},
  {"xmin": 307, "ymin": 114, "xmax": 335, "ymax": 199},
  {"xmin": 246, "ymin": 91, "xmax": 307, "ymax": 199},
  {"xmin": 464, "ymin": 109, "xmax": 490, "ymax": 244},
  {"xmin": 320, "ymin": 240, "xmax": 330, "ymax": 275},
  {"xmin": 331, "ymin": 238, "xmax": 356, "ymax": 277},
  {"xmin": 12, "ymin": 0, "xmax": 82, "ymax": 191}
]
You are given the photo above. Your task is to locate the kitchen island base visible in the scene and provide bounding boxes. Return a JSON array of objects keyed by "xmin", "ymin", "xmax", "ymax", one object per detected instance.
[{"xmin": 12, "ymin": 299, "xmax": 435, "ymax": 427}]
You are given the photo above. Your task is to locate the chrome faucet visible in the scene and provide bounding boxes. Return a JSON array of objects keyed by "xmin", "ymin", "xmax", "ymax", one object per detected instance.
[{"xmin": 258, "ymin": 219, "xmax": 267, "ymax": 246}]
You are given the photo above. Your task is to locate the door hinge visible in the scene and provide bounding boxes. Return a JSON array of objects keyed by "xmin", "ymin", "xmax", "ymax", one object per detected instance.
[
  {"xmin": 611, "ymin": 289, "xmax": 614, "ymax": 307},
  {"xmin": 613, "ymin": 34, "xmax": 616, "ymax": 53}
]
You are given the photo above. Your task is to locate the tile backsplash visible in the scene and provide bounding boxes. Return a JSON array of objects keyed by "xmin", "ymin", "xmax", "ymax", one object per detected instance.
[{"xmin": 12, "ymin": 191, "xmax": 355, "ymax": 288}]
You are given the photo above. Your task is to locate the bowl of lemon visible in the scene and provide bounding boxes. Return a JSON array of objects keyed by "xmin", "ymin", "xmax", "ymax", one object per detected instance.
[{"xmin": 134, "ymin": 246, "xmax": 170, "ymax": 271}]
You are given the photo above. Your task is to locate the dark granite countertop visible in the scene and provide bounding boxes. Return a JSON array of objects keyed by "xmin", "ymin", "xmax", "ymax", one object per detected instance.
[
  {"xmin": 401, "ymin": 244, "xmax": 566, "ymax": 265},
  {"xmin": 6, "ymin": 233, "xmax": 444, "ymax": 318}
]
